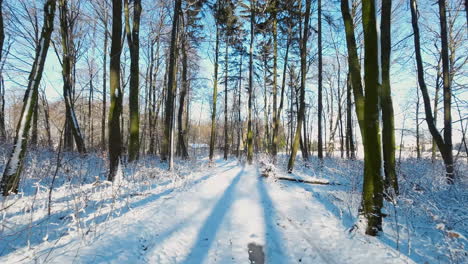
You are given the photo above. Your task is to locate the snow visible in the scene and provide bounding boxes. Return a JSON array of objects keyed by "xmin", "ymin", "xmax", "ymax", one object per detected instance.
[{"xmin": 0, "ymin": 150, "xmax": 466, "ymax": 263}]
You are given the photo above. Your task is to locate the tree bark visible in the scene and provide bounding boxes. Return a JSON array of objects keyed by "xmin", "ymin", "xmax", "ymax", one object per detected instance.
[
  {"xmin": 163, "ymin": 0, "xmax": 181, "ymax": 168},
  {"xmin": 346, "ymin": 73, "xmax": 356, "ymax": 159},
  {"xmin": 1, "ymin": 0, "xmax": 56, "ymax": 195},
  {"xmin": 60, "ymin": 0, "xmax": 86, "ymax": 154},
  {"xmin": 271, "ymin": 0, "xmax": 279, "ymax": 158},
  {"xmin": 177, "ymin": 33, "xmax": 189, "ymax": 159},
  {"xmin": 209, "ymin": 24, "xmax": 220, "ymax": 162},
  {"xmin": 287, "ymin": 0, "xmax": 311, "ymax": 172},
  {"xmin": 341, "ymin": 0, "xmax": 365, "ymax": 141},
  {"xmin": 0, "ymin": 0, "xmax": 5, "ymax": 141},
  {"xmin": 108, "ymin": 0, "xmax": 123, "ymax": 181},
  {"xmin": 362, "ymin": 0, "xmax": 383, "ymax": 236},
  {"xmin": 317, "ymin": 0, "xmax": 323, "ymax": 160},
  {"xmin": 247, "ymin": 0, "xmax": 255, "ymax": 165},
  {"xmin": 125, "ymin": 0, "xmax": 142, "ymax": 162},
  {"xmin": 101, "ymin": 7, "xmax": 109, "ymax": 151},
  {"xmin": 380, "ymin": 0, "xmax": 398, "ymax": 195},
  {"xmin": 438, "ymin": 0, "xmax": 454, "ymax": 183},
  {"xmin": 224, "ymin": 37, "xmax": 229, "ymax": 160}
]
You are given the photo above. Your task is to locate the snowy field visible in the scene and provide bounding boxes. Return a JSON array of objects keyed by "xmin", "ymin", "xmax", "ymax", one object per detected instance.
[{"xmin": 0, "ymin": 147, "xmax": 467, "ymax": 263}]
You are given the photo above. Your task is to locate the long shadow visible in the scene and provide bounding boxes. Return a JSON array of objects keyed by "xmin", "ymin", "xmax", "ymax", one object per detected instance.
[
  {"xmin": 257, "ymin": 169, "xmax": 288, "ymax": 264},
  {"xmin": 299, "ymin": 183, "xmax": 425, "ymax": 263},
  {"xmin": 180, "ymin": 166, "xmax": 244, "ymax": 264},
  {"xmin": 0, "ymin": 162, "xmax": 238, "ymax": 257}
]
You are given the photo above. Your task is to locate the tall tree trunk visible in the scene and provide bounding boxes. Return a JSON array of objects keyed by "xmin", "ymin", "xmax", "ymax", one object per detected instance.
[
  {"xmin": 317, "ymin": 0, "xmax": 324, "ymax": 160},
  {"xmin": 341, "ymin": 0, "xmax": 365, "ymax": 140},
  {"xmin": 224, "ymin": 38, "xmax": 229, "ymax": 160},
  {"xmin": 0, "ymin": 0, "xmax": 4, "ymax": 141},
  {"xmin": 416, "ymin": 84, "xmax": 421, "ymax": 159},
  {"xmin": 177, "ymin": 34, "xmax": 189, "ymax": 159},
  {"xmin": 101, "ymin": 8, "xmax": 108, "ymax": 151},
  {"xmin": 273, "ymin": 32, "xmax": 291, "ymax": 163},
  {"xmin": 88, "ymin": 70, "xmax": 94, "ymax": 148},
  {"xmin": 380, "ymin": 0, "xmax": 398, "ymax": 195},
  {"xmin": 438, "ymin": 0, "xmax": 454, "ymax": 183},
  {"xmin": 271, "ymin": 0, "xmax": 279, "ymax": 159},
  {"xmin": 60, "ymin": 0, "xmax": 86, "ymax": 154},
  {"xmin": 432, "ymin": 58, "xmax": 441, "ymax": 162},
  {"xmin": 362, "ymin": 0, "xmax": 383, "ymax": 236},
  {"xmin": 246, "ymin": 0, "xmax": 255, "ymax": 165},
  {"xmin": 287, "ymin": 0, "xmax": 311, "ymax": 172},
  {"xmin": 236, "ymin": 52, "xmax": 243, "ymax": 158},
  {"xmin": 108, "ymin": 0, "xmax": 123, "ymax": 181},
  {"xmin": 163, "ymin": 0, "xmax": 181, "ymax": 169},
  {"xmin": 209, "ymin": 24, "xmax": 220, "ymax": 162},
  {"xmin": 410, "ymin": 0, "xmax": 454, "ymax": 183},
  {"xmin": 125, "ymin": 0, "xmax": 142, "ymax": 162},
  {"xmin": 1, "ymin": 0, "xmax": 56, "ymax": 195}
]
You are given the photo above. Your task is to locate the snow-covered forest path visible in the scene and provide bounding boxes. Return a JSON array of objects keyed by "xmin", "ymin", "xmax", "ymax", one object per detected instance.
[{"xmin": 4, "ymin": 160, "xmax": 414, "ymax": 263}]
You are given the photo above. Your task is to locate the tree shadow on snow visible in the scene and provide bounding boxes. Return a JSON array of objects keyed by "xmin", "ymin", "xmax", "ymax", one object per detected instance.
[
  {"xmin": 180, "ymin": 166, "xmax": 244, "ymax": 264},
  {"xmin": 257, "ymin": 168, "xmax": 288, "ymax": 264}
]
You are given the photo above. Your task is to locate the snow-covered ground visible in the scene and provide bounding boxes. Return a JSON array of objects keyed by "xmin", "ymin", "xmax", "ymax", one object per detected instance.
[{"xmin": 0, "ymin": 148, "xmax": 467, "ymax": 263}]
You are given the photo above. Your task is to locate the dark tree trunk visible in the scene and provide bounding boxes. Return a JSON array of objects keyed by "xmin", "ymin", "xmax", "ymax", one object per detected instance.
[
  {"xmin": 209, "ymin": 24, "xmax": 220, "ymax": 162},
  {"xmin": 362, "ymin": 0, "xmax": 383, "ymax": 236},
  {"xmin": 380, "ymin": 0, "xmax": 398, "ymax": 195},
  {"xmin": 410, "ymin": 0, "xmax": 454, "ymax": 183},
  {"xmin": 317, "ymin": 0, "xmax": 323, "ymax": 160},
  {"xmin": 108, "ymin": 0, "xmax": 123, "ymax": 181},
  {"xmin": 177, "ymin": 34, "xmax": 189, "ymax": 159},
  {"xmin": 163, "ymin": 0, "xmax": 181, "ymax": 169},
  {"xmin": 101, "ymin": 8, "xmax": 108, "ymax": 151},
  {"xmin": 438, "ymin": 0, "xmax": 454, "ymax": 183},
  {"xmin": 125, "ymin": 0, "xmax": 142, "ymax": 162}
]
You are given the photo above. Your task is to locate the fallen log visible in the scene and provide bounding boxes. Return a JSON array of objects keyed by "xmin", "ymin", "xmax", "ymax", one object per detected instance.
[{"xmin": 275, "ymin": 176, "xmax": 340, "ymax": 185}]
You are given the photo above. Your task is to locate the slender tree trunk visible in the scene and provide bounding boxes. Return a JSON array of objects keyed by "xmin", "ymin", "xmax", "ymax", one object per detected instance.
[
  {"xmin": 1, "ymin": 0, "xmax": 56, "ymax": 195},
  {"xmin": 163, "ymin": 0, "xmax": 181, "ymax": 168},
  {"xmin": 380, "ymin": 0, "xmax": 398, "ymax": 195},
  {"xmin": 101, "ymin": 9, "xmax": 108, "ymax": 151},
  {"xmin": 317, "ymin": 0, "xmax": 324, "ymax": 160},
  {"xmin": 108, "ymin": 0, "xmax": 123, "ymax": 181},
  {"xmin": 438, "ymin": 0, "xmax": 454, "ymax": 183},
  {"xmin": 209, "ymin": 24, "xmax": 220, "ymax": 162},
  {"xmin": 236, "ymin": 52, "xmax": 243, "ymax": 158},
  {"xmin": 273, "ymin": 32, "xmax": 291, "ymax": 163},
  {"xmin": 0, "ymin": 0, "xmax": 5, "ymax": 141},
  {"xmin": 271, "ymin": 0, "xmax": 279, "ymax": 158},
  {"xmin": 177, "ymin": 34, "xmax": 189, "ymax": 159},
  {"xmin": 416, "ymin": 85, "xmax": 421, "ymax": 159},
  {"xmin": 410, "ymin": 0, "xmax": 454, "ymax": 182},
  {"xmin": 247, "ymin": 0, "xmax": 255, "ymax": 165},
  {"xmin": 60, "ymin": 0, "xmax": 86, "ymax": 154},
  {"xmin": 341, "ymin": 0, "xmax": 365, "ymax": 140},
  {"xmin": 224, "ymin": 37, "xmax": 229, "ymax": 160},
  {"xmin": 346, "ymin": 73, "xmax": 356, "ymax": 159},
  {"xmin": 288, "ymin": 0, "xmax": 311, "ymax": 172},
  {"xmin": 124, "ymin": 0, "xmax": 141, "ymax": 162},
  {"xmin": 362, "ymin": 0, "xmax": 383, "ymax": 236},
  {"xmin": 432, "ymin": 58, "xmax": 441, "ymax": 162}
]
